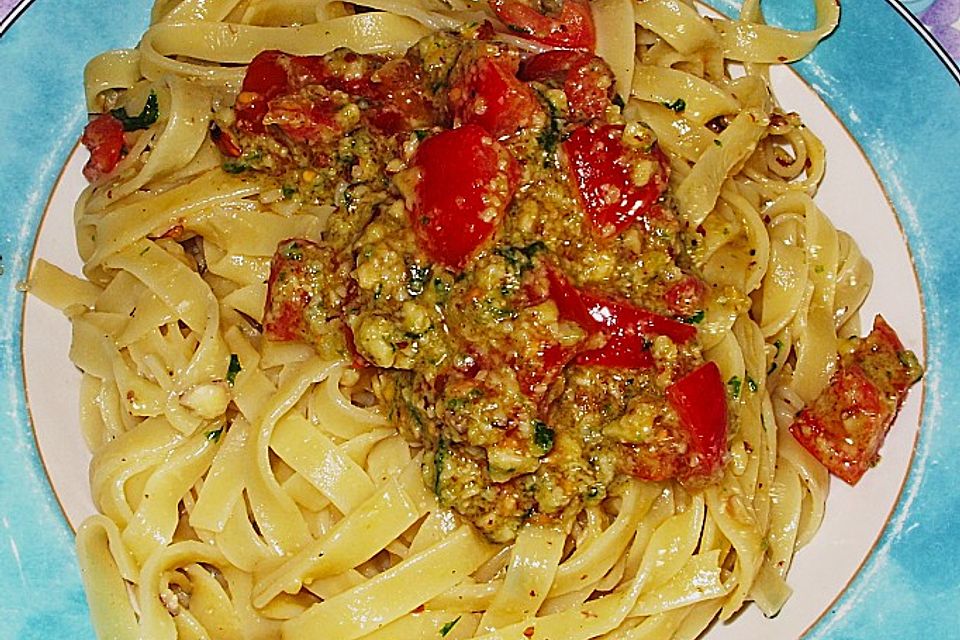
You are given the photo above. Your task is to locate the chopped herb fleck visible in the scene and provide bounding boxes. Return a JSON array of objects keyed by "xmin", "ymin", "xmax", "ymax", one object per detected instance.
[
  {"xmin": 206, "ymin": 428, "xmax": 224, "ymax": 442},
  {"xmin": 727, "ymin": 376, "xmax": 742, "ymax": 400},
  {"xmin": 682, "ymin": 309, "xmax": 705, "ymax": 324},
  {"xmin": 768, "ymin": 339, "xmax": 782, "ymax": 374},
  {"xmin": 222, "ymin": 161, "xmax": 248, "ymax": 174},
  {"xmin": 533, "ymin": 420, "xmax": 555, "ymax": 454},
  {"xmin": 222, "ymin": 150, "xmax": 262, "ymax": 174},
  {"xmin": 747, "ymin": 376, "xmax": 759, "ymax": 392},
  {"xmin": 226, "ymin": 354, "xmax": 241, "ymax": 386},
  {"xmin": 440, "ymin": 616, "xmax": 462, "ymax": 636},
  {"xmin": 433, "ymin": 277, "xmax": 451, "ymax": 300},
  {"xmin": 496, "ymin": 242, "xmax": 546, "ymax": 276},
  {"xmin": 433, "ymin": 438, "xmax": 448, "ymax": 496},
  {"xmin": 897, "ymin": 350, "xmax": 923, "ymax": 382},
  {"xmin": 283, "ymin": 242, "xmax": 304, "ymax": 261},
  {"xmin": 110, "ymin": 91, "xmax": 159, "ymax": 131},
  {"xmin": 535, "ymin": 88, "xmax": 563, "ymax": 165},
  {"xmin": 663, "ymin": 98, "xmax": 687, "ymax": 113}
]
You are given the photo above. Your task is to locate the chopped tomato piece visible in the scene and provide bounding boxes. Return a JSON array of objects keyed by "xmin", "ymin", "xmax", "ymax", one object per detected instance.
[
  {"xmin": 489, "ymin": 0, "xmax": 596, "ymax": 51},
  {"xmin": 81, "ymin": 114, "xmax": 125, "ymax": 181},
  {"xmin": 286, "ymin": 51, "xmax": 380, "ymax": 96},
  {"xmin": 577, "ymin": 291, "xmax": 694, "ymax": 367},
  {"xmin": 789, "ymin": 316, "xmax": 922, "ymax": 485},
  {"xmin": 409, "ymin": 124, "xmax": 520, "ymax": 270},
  {"xmin": 616, "ymin": 361, "xmax": 728, "ymax": 482},
  {"xmin": 236, "ymin": 50, "xmax": 438, "ymax": 138},
  {"xmin": 580, "ymin": 290, "xmax": 697, "ymax": 345},
  {"xmin": 547, "ymin": 267, "xmax": 695, "ymax": 369},
  {"xmin": 520, "ymin": 49, "xmax": 614, "ymax": 122},
  {"xmin": 286, "ymin": 52, "xmax": 439, "ymax": 134},
  {"xmin": 514, "ymin": 342, "xmax": 581, "ymax": 400},
  {"xmin": 235, "ymin": 50, "xmax": 291, "ymax": 134},
  {"xmin": 450, "ymin": 54, "xmax": 540, "ymax": 138},
  {"xmin": 293, "ymin": 53, "xmax": 439, "ymax": 133},
  {"xmin": 364, "ymin": 59, "xmax": 440, "ymax": 134},
  {"xmin": 263, "ymin": 93, "xmax": 343, "ymax": 145},
  {"xmin": 663, "ymin": 276, "xmax": 708, "ymax": 318},
  {"xmin": 243, "ymin": 50, "xmax": 291, "ymax": 96},
  {"xmin": 263, "ymin": 239, "xmax": 356, "ymax": 343},
  {"xmin": 666, "ymin": 361, "xmax": 729, "ymax": 478},
  {"xmin": 576, "ymin": 332, "xmax": 654, "ymax": 369},
  {"xmin": 563, "ymin": 124, "xmax": 670, "ymax": 239},
  {"xmin": 545, "ymin": 266, "xmax": 594, "ymax": 328},
  {"xmin": 264, "ymin": 240, "xmax": 318, "ymax": 341},
  {"xmin": 209, "ymin": 122, "xmax": 242, "ymax": 157}
]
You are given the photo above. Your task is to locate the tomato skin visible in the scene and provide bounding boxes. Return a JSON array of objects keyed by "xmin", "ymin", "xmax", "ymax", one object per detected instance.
[
  {"xmin": 236, "ymin": 50, "xmax": 438, "ymax": 138},
  {"xmin": 789, "ymin": 315, "xmax": 923, "ymax": 485},
  {"xmin": 489, "ymin": 0, "xmax": 596, "ymax": 51},
  {"xmin": 409, "ymin": 124, "xmax": 520, "ymax": 270},
  {"xmin": 580, "ymin": 291, "xmax": 697, "ymax": 344},
  {"xmin": 663, "ymin": 276, "xmax": 708, "ymax": 318},
  {"xmin": 563, "ymin": 124, "xmax": 670, "ymax": 239},
  {"xmin": 81, "ymin": 114, "xmax": 126, "ymax": 181},
  {"xmin": 450, "ymin": 55, "xmax": 541, "ymax": 138},
  {"xmin": 236, "ymin": 50, "xmax": 290, "ymax": 134},
  {"xmin": 547, "ymin": 267, "xmax": 695, "ymax": 369},
  {"xmin": 263, "ymin": 93, "xmax": 343, "ymax": 145},
  {"xmin": 665, "ymin": 362, "xmax": 729, "ymax": 477},
  {"xmin": 515, "ymin": 342, "xmax": 580, "ymax": 400},
  {"xmin": 364, "ymin": 58, "xmax": 441, "ymax": 134},
  {"xmin": 520, "ymin": 49, "xmax": 614, "ymax": 122},
  {"xmin": 209, "ymin": 122, "xmax": 242, "ymax": 158}
]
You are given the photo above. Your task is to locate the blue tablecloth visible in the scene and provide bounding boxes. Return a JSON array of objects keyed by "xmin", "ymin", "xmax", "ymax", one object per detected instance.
[{"xmin": 2, "ymin": 0, "xmax": 960, "ymax": 61}]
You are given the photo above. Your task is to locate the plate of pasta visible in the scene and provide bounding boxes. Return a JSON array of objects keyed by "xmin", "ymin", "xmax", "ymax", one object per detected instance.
[{"xmin": 2, "ymin": 0, "xmax": 959, "ymax": 639}]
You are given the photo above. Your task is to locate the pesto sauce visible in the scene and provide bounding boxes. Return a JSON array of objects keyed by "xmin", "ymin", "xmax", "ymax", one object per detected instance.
[{"xmin": 240, "ymin": 29, "xmax": 716, "ymax": 543}]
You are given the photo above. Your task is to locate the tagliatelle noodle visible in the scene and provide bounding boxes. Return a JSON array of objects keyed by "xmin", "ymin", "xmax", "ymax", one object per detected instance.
[{"xmin": 29, "ymin": 0, "xmax": 875, "ymax": 638}]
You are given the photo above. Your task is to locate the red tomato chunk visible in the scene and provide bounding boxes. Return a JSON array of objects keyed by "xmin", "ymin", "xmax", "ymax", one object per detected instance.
[
  {"xmin": 81, "ymin": 114, "xmax": 125, "ymax": 181},
  {"xmin": 790, "ymin": 316, "xmax": 922, "ymax": 485},
  {"xmin": 449, "ymin": 52, "xmax": 541, "ymax": 138},
  {"xmin": 667, "ymin": 362, "xmax": 729, "ymax": 479},
  {"xmin": 520, "ymin": 50, "xmax": 615, "ymax": 122},
  {"xmin": 409, "ymin": 124, "xmax": 520, "ymax": 270},
  {"xmin": 489, "ymin": 0, "xmax": 596, "ymax": 51},
  {"xmin": 563, "ymin": 124, "xmax": 670, "ymax": 239}
]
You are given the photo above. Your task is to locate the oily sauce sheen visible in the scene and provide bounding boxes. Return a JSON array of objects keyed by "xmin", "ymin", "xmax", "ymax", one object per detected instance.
[{"xmin": 223, "ymin": 25, "xmax": 740, "ymax": 543}]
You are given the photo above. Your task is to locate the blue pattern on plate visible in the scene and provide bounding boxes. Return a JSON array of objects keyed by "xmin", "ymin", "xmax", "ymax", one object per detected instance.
[
  {"xmin": 715, "ymin": 3, "xmax": 960, "ymax": 637},
  {"xmin": 0, "ymin": 4, "xmax": 152, "ymax": 638},
  {"xmin": 0, "ymin": 1, "xmax": 957, "ymax": 638}
]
